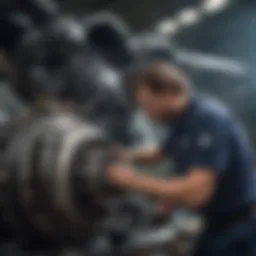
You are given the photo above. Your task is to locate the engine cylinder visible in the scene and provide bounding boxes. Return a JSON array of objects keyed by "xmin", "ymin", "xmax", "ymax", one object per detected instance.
[{"xmin": 3, "ymin": 113, "xmax": 119, "ymax": 244}]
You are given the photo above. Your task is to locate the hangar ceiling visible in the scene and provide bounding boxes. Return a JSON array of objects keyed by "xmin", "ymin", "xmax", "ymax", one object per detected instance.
[{"xmin": 59, "ymin": 0, "xmax": 201, "ymax": 31}]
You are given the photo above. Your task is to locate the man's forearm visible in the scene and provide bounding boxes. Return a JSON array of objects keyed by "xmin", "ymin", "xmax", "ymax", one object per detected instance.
[
  {"xmin": 123, "ymin": 172, "xmax": 188, "ymax": 204},
  {"xmin": 109, "ymin": 167, "xmax": 210, "ymax": 208}
]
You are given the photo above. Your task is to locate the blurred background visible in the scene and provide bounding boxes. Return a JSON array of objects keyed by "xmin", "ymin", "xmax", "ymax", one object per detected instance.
[
  {"xmin": 1, "ymin": 0, "xmax": 256, "ymax": 149},
  {"xmin": 0, "ymin": 1, "xmax": 255, "ymax": 255},
  {"xmin": 1, "ymin": 0, "xmax": 256, "ymax": 181}
]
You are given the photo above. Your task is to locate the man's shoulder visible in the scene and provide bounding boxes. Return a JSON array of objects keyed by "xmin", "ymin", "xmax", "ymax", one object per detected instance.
[{"xmin": 195, "ymin": 96, "xmax": 233, "ymax": 126}]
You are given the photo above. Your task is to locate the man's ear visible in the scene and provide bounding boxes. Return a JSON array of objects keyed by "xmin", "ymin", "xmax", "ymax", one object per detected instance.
[{"xmin": 84, "ymin": 12, "xmax": 134, "ymax": 68}]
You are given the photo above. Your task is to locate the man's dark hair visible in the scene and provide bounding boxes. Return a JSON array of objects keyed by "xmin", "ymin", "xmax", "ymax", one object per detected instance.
[{"xmin": 133, "ymin": 62, "xmax": 189, "ymax": 95}]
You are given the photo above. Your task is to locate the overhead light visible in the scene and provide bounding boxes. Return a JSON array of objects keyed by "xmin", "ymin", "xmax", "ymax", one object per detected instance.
[
  {"xmin": 201, "ymin": 0, "xmax": 231, "ymax": 14},
  {"xmin": 176, "ymin": 8, "xmax": 202, "ymax": 26},
  {"xmin": 157, "ymin": 19, "xmax": 180, "ymax": 35},
  {"xmin": 177, "ymin": 50, "xmax": 247, "ymax": 76}
]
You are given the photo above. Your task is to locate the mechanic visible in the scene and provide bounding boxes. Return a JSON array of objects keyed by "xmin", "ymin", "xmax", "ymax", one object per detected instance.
[{"xmin": 107, "ymin": 62, "xmax": 256, "ymax": 256}]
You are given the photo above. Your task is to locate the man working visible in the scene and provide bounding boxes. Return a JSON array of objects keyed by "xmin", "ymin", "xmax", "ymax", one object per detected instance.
[{"xmin": 107, "ymin": 62, "xmax": 256, "ymax": 256}]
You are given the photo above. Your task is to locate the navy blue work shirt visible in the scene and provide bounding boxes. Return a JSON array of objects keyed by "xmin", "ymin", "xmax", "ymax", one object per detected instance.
[{"xmin": 162, "ymin": 96, "xmax": 256, "ymax": 218}]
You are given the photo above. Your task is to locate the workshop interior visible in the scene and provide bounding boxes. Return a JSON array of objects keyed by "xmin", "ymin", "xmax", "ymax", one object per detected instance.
[{"xmin": 0, "ymin": 0, "xmax": 255, "ymax": 256}]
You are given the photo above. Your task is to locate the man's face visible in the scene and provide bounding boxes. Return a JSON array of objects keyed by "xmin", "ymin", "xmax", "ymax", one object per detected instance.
[{"xmin": 135, "ymin": 84, "xmax": 188, "ymax": 122}]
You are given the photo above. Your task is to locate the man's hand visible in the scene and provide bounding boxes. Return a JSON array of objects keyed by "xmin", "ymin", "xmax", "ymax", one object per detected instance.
[{"xmin": 106, "ymin": 163, "xmax": 136, "ymax": 187}]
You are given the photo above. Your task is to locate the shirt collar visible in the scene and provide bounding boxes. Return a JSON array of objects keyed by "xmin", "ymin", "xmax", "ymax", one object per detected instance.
[{"xmin": 171, "ymin": 96, "xmax": 198, "ymax": 130}]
